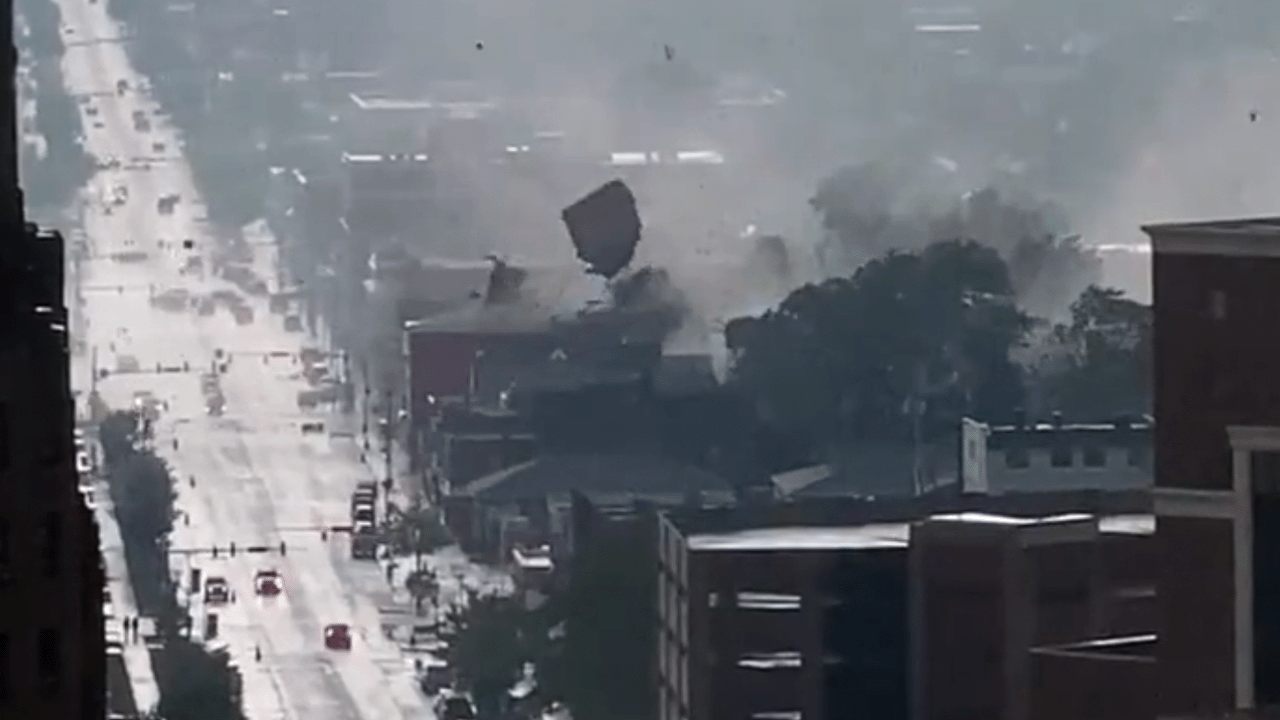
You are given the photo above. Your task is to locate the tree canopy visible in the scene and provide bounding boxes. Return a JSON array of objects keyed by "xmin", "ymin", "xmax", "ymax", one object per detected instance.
[
  {"xmin": 728, "ymin": 236, "xmax": 1151, "ymax": 457},
  {"xmin": 99, "ymin": 410, "xmax": 176, "ymax": 613},
  {"xmin": 729, "ymin": 239, "xmax": 1033, "ymax": 444}
]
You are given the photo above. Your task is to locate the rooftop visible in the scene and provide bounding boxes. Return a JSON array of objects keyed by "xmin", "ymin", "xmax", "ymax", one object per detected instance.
[
  {"xmin": 688, "ymin": 522, "xmax": 911, "ymax": 551},
  {"xmin": 981, "ymin": 417, "xmax": 1153, "ymax": 452},
  {"xmin": 686, "ymin": 512, "xmax": 1152, "ymax": 552},
  {"xmin": 458, "ymin": 452, "xmax": 734, "ymax": 502},
  {"xmin": 1143, "ymin": 215, "xmax": 1280, "ymax": 258},
  {"xmin": 350, "ymin": 93, "xmax": 435, "ymax": 111}
]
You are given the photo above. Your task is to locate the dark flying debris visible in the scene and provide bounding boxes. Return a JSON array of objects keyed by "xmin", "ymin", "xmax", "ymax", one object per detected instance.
[
  {"xmin": 1251, "ymin": 109, "xmax": 1259, "ymax": 122},
  {"xmin": 664, "ymin": 44, "xmax": 675, "ymax": 61},
  {"xmin": 561, "ymin": 180, "xmax": 642, "ymax": 280},
  {"xmin": 483, "ymin": 254, "xmax": 528, "ymax": 306}
]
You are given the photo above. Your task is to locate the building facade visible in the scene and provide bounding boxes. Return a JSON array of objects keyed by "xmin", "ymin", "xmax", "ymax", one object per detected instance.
[
  {"xmin": 0, "ymin": 224, "xmax": 104, "ymax": 719},
  {"xmin": 1143, "ymin": 217, "xmax": 1280, "ymax": 716},
  {"xmin": 960, "ymin": 414, "xmax": 1153, "ymax": 495}
]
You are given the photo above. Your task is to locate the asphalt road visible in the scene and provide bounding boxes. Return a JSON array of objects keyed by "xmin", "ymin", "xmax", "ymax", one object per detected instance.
[{"xmin": 53, "ymin": 0, "xmax": 443, "ymax": 717}]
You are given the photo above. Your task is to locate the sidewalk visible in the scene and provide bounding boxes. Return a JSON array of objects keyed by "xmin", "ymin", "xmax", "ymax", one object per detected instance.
[{"xmin": 97, "ymin": 492, "xmax": 161, "ymax": 714}]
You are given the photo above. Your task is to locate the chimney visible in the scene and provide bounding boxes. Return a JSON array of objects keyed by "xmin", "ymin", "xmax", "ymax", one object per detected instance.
[{"xmin": 1052, "ymin": 410, "xmax": 1064, "ymax": 429}]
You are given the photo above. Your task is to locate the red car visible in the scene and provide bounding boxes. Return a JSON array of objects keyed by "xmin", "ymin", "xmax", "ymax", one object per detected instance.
[
  {"xmin": 254, "ymin": 570, "xmax": 282, "ymax": 597},
  {"xmin": 324, "ymin": 624, "xmax": 352, "ymax": 651}
]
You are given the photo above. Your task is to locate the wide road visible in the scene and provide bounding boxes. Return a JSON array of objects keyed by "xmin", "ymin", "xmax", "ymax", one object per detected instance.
[{"xmin": 53, "ymin": 0, "xmax": 443, "ymax": 717}]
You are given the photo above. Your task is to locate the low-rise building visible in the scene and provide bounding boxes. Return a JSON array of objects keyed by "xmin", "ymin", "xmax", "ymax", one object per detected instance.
[{"xmin": 960, "ymin": 413, "xmax": 1153, "ymax": 495}]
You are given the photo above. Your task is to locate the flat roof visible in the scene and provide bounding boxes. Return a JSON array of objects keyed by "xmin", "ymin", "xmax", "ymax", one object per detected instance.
[
  {"xmin": 928, "ymin": 511, "xmax": 1094, "ymax": 526},
  {"xmin": 1143, "ymin": 215, "xmax": 1280, "ymax": 258},
  {"xmin": 1099, "ymin": 513, "xmax": 1154, "ymax": 535},
  {"xmin": 688, "ymin": 522, "xmax": 910, "ymax": 551},
  {"xmin": 350, "ymin": 93, "xmax": 435, "ymax": 111}
]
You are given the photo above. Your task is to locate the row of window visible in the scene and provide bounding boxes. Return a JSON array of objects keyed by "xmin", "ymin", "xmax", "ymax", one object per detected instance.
[
  {"xmin": 0, "ymin": 629, "xmax": 63, "ymax": 701},
  {"xmin": 0, "ymin": 514, "xmax": 64, "ymax": 578},
  {"xmin": 1002, "ymin": 446, "xmax": 1152, "ymax": 470}
]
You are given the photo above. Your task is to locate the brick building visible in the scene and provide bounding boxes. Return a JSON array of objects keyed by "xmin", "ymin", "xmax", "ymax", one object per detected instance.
[
  {"xmin": 657, "ymin": 516, "xmax": 910, "ymax": 720},
  {"xmin": 656, "ymin": 491, "xmax": 1155, "ymax": 720},
  {"xmin": 1142, "ymin": 217, "xmax": 1280, "ymax": 716},
  {"xmin": 910, "ymin": 512, "xmax": 1153, "ymax": 720}
]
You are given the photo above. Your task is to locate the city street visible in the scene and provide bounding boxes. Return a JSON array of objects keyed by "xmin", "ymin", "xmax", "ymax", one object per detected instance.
[{"xmin": 53, "ymin": 0, "xmax": 441, "ymax": 717}]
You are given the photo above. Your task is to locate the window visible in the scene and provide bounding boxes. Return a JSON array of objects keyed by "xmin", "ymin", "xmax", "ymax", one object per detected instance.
[
  {"xmin": 1082, "ymin": 446, "xmax": 1107, "ymax": 468},
  {"xmin": 42, "ymin": 513, "xmax": 60, "ymax": 578},
  {"xmin": 38, "ymin": 629, "xmax": 60, "ymax": 696},
  {"xmin": 1004, "ymin": 448, "xmax": 1030, "ymax": 469},
  {"xmin": 1050, "ymin": 445, "xmax": 1073, "ymax": 468}
]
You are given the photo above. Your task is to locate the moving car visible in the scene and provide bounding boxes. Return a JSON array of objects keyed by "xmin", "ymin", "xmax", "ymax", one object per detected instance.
[
  {"xmin": 204, "ymin": 576, "xmax": 230, "ymax": 605},
  {"xmin": 324, "ymin": 623, "xmax": 352, "ymax": 650},
  {"xmin": 254, "ymin": 569, "xmax": 282, "ymax": 597},
  {"xmin": 300, "ymin": 421, "xmax": 325, "ymax": 435}
]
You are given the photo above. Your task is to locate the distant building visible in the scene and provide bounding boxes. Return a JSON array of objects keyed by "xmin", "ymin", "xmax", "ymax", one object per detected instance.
[
  {"xmin": 959, "ymin": 413, "xmax": 1153, "ymax": 495},
  {"xmin": 447, "ymin": 453, "xmax": 734, "ymax": 560}
]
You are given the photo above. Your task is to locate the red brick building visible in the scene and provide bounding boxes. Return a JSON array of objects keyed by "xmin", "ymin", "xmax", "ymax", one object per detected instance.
[
  {"xmin": 1142, "ymin": 217, "xmax": 1280, "ymax": 716},
  {"xmin": 910, "ymin": 512, "xmax": 1153, "ymax": 720}
]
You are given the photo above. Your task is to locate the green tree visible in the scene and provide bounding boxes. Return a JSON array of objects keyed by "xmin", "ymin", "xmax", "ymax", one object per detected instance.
[
  {"xmin": 560, "ymin": 530, "xmax": 655, "ymax": 720},
  {"xmin": 100, "ymin": 410, "xmax": 176, "ymax": 612},
  {"xmin": 98, "ymin": 409, "xmax": 140, "ymax": 465},
  {"xmin": 729, "ymin": 240, "xmax": 1033, "ymax": 443},
  {"xmin": 154, "ymin": 635, "xmax": 243, "ymax": 720},
  {"xmin": 446, "ymin": 593, "xmax": 530, "ymax": 717},
  {"xmin": 1037, "ymin": 285, "xmax": 1152, "ymax": 419}
]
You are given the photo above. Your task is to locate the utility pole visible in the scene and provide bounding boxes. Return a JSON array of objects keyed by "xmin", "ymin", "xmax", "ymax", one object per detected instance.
[{"xmin": 361, "ymin": 357, "xmax": 370, "ymax": 450}]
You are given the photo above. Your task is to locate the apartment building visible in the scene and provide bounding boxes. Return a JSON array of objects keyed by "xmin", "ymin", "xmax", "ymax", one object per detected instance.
[
  {"xmin": 0, "ymin": 2, "xmax": 104, "ymax": 712},
  {"xmin": 1143, "ymin": 217, "xmax": 1280, "ymax": 716}
]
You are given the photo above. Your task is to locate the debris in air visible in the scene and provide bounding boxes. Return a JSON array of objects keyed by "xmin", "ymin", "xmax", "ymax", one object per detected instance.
[{"xmin": 561, "ymin": 179, "xmax": 642, "ymax": 280}]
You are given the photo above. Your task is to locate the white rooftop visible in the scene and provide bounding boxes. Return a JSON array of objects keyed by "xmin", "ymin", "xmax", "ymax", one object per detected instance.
[{"xmin": 688, "ymin": 523, "xmax": 910, "ymax": 551}]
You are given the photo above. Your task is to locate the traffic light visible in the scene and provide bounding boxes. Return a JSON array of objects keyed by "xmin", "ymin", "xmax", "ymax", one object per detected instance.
[
  {"xmin": 280, "ymin": 541, "xmax": 287, "ymax": 556},
  {"xmin": 229, "ymin": 542, "xmax": 236, "ymax": 557},
  {"xmin": 212, "ymin": 546, "xmax": 218, "ymax": 558}
]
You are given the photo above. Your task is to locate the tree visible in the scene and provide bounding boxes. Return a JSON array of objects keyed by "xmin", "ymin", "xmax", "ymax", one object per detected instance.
[
  {"xmin": 559, "ymin": 529, "xmax": 655, "ymax": 720},
  {"xmin": 446, "ymin": 592, "xmax": 533, "ymax": 717},
  {"xmin": 729, "ymin": 240, "xmax": 1033, "ymax": 444},
  {"xmin": 100, "ymin": 410, "xmax": 176, "ymax": 612},
  {"xmin": 154, "ymin": 635, "xmax": 243, "ymax": 720},
  {"xmin": 98, "ymin": 409, "xmax": 140, "ymax": 465},
  {"xmin": 1035, "ymin": 285, "xmax": 1152, "ymax": 420}
]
